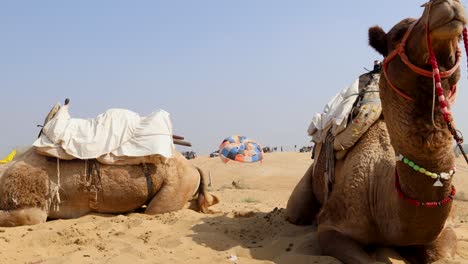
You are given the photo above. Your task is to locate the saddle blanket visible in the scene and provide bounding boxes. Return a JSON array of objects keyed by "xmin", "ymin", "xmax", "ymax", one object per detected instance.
[
  {"xmin": 308, "ymin": 71, "xmax": 382, "ymax": 159},
  {"xmin": 307, "ymin": 77, "xmax": 361, "ymax": 143},
  {"xmin": 33, "ymin": 104, "xmax": 175, "ymax": 160}
]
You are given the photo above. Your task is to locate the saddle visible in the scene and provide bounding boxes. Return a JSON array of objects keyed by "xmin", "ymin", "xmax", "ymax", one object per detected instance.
[
  {"xmin": 309, "ymin": 67, "xmax": 382, "ymax": 161},
  {"xmin": 33, "ymin": 99, "xmax": 189, "ymax": 165}
]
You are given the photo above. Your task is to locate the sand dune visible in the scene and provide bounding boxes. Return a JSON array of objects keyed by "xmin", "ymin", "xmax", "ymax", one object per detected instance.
[{"xmin": 0, "ymin": 152, "xmax": 466, "ymax": 263}]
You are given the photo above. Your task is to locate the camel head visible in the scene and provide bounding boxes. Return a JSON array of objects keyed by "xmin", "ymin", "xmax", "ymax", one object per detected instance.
[
  {"xmin": 368, "ymin": 0, "xmax": 466, "ymax": 154},
  {"xmin": 369, "ymin": 0, "xmax": 466, "ymax": 56},
  {"xmin": 421, "ymin": 0, "xmax": 467, "ymax": 40},
  {"xmin": 368, "ymin": 0, "xmax": 466, "ymax": 105}
]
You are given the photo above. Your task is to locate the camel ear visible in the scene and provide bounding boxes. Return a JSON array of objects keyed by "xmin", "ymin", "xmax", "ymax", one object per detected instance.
[{"xmin": 369, "ymin": 25, "xmax": 388, "ymax": 56}]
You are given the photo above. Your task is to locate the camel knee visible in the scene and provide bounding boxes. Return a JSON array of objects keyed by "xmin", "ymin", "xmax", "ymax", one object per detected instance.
[
  {"xmin": 285, "ymin": 187, "xmax": 319, "ymax": 225},
  {"xmin": 0, "ymin": 207, "xmax": 47, "ymax": 227},
  {"xmin": 422, "ymin": 227, "xmax": 457, "ymax": 263},
  {"xmin": 285, "ymin": 167, "xmax": 320, "ymax": 225},
  {"xmin": 285, "ymin": 205, "xmax": 315, "ymax": 225},
  {"xmin": 397, "ymin": 227, "xmax": 458, "ymax": 263}
]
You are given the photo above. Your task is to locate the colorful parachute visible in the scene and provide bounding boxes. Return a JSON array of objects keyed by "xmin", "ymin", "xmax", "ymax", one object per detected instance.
[
  {"xmin": 0, "ymin": 149, "xmax": 16, "ymax": 164},
  {"xmin": 219, "ymin": 135, "xmax": 264, "ymax": 163}
]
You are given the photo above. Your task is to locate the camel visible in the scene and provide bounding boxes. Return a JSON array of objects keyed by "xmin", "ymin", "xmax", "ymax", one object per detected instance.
[
  {"xmin": 0, "ymin": 109, "xmax": 219, "ymax": 227},
  {"xmin": 0, "ymin": 149, "xmax": 219, "ymax": 227},
  {"xmin": 286, "ymin": 1, "xmax": 466, "ymax": 263}
]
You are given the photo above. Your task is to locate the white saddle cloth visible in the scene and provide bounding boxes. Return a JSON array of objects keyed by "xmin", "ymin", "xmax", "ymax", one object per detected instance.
[
  {"xmin": 307, "ymin": 78, "xmax": 359, "ymax": 143},
  {"xmin": 33, "ymin": 105, "xmax": 174, "ymax": 159}
]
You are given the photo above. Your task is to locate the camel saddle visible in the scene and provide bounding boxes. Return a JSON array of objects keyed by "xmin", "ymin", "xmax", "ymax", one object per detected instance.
[
  {"xmin": 309, "ymin": 69, "xmax": 382, "ymax": 160},
  {"xmin": 33, "ymin": 102, "xmax": 176, "ymax": 165}
]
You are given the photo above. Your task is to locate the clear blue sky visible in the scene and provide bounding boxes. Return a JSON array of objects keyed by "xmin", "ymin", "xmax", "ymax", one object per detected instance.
[{"xmin": 1, "ymin": 0, "xmax": 467, "ymax": 156}]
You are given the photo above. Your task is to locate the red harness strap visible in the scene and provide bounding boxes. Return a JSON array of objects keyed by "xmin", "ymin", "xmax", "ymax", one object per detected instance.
[{"xmin": 382, "ymin": 20, "xmax": 461, "ymax": 103}]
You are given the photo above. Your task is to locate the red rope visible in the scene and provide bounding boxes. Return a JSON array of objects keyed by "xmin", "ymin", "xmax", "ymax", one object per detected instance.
[
  {"xmin": 426, "ymin": 25, "xmax": 468, "ymax": 164},
  {"xmin": 459, "ymin": 29, "xmax": 468, "ymax": 164},
  {"xmin": 395, "ymin": 171, "xmax": 455, "ymax": 207},
  {"xmin": 463, "ymin": 28, "xmax": 468, "ymax": 66}
]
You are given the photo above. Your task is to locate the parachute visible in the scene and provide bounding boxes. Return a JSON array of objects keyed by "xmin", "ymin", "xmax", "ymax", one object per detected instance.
[
  {"xmin": 219, "ymin": 135, "xmax": 264, "ymax": 163},
  {"xmin": 0, "ymin": 149, "xmax": 16, "ymax": 164}
]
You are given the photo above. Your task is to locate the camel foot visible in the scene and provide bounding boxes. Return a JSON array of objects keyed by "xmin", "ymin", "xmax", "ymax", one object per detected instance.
[
  {"xmin": 425, "ymin": 226, "xmax": 457, "ymax": 262},
  {"xmin": 0, "ymin": 207, "xmax": 47, "ymax": 227},
  {"xmin": 398, "ymin": 227, "xmax": 457, "ymax": 263},
  {"xmin": 374, "ymin": 247, "xmax": 409, "ymax": 264},
  {"xmin": 318, "ymin": 229, "xmax": 374, "ymax": 264}
]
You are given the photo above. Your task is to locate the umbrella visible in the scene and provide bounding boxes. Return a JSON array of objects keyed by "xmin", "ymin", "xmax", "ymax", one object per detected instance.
[{"xmin": 219, "ymin": 135, "xmax": 264, "ymax": 163}]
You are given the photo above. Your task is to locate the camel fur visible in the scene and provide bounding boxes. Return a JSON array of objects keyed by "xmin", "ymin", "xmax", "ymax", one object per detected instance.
[
  {"xmin": 286, "ymin": 1, "xmax": 466, "ymax": 263},
  {"xmin": 0, "ymin": 148, "xmax": 219, "ymax": 227}
]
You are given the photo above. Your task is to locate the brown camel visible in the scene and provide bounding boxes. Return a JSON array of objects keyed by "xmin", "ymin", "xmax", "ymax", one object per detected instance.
[
  {"xmin": 286, "ymin": 1, "xmax": 466, "ymax": 263},
  {"xmin": 0, "ymin": 148, "xmax": 219, "ymax": 227}
]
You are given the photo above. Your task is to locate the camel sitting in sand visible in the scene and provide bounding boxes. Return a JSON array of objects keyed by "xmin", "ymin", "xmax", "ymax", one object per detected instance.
[
  {"xmin": 0, "ymin": 109, "xmax": 219, "ymax": 227},
  {"xmin": 286, "ymin": 0, "xmax": 466, "ymax": 263}
]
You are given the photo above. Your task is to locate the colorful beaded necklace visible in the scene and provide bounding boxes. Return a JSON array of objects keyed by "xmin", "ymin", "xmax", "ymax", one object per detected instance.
[
  {"xmin": 395, "ymin": 170, "xmax": 455, "ymax": 207},
  {"xmin": 396, "ymin": 154, "xmax": 455, "ymax": 187}
]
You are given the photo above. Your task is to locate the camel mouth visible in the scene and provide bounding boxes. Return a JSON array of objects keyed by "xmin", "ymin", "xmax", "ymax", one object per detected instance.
[{"xmin": 430, "ymin": 18, "xmax": 466, "ymax": 38}]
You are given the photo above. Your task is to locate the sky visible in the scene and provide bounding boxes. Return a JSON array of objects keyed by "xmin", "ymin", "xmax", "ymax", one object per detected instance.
[{"xmin": 1, "ymin": 0, "xmax": 468, "ymax": 156}]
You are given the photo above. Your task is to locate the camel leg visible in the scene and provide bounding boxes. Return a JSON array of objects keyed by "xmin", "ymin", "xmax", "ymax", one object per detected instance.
[
  {"xmin": 285, "ymin": 165, "xmax": 320, "ymax": 225},
  {"xmin": 0, "ymin": 207, "xmax": 47, "ymax": 227},
  {"xmin": 424, "ymin": 227, "xmax": 457, "ymax": 262},
  {"xmin": 318, "ymin": 229, "xmax": 375, "ymax": 264},
  {"xmin": 145, "ymin": 178, "xmax": 189, "ymax": 215},
  {"xmin": 398, "ymin": 227, "xmax": 457, "ymax": 263}
]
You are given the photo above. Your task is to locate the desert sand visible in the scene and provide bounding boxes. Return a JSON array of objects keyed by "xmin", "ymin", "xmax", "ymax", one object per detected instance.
[{"xmin": 0, "ymin": 152, "xmax": 466, "ymax": 264}]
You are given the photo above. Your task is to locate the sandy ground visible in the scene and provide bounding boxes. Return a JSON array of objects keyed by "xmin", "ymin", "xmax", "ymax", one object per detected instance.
[{"xmin": 0, "ymin": 152, "xmax": 466, "ymax": 264}]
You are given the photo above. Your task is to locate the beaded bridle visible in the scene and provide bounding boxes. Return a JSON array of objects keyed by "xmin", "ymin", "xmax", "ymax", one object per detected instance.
[{"xmin": 382, "ymin": 1, "xmax": 468, "ymax": 207}]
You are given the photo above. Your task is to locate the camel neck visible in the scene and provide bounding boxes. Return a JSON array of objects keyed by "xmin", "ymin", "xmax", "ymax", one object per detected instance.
[{"xmin": 380, "ymin": 74, "xmax": 456, "ymax": 202}]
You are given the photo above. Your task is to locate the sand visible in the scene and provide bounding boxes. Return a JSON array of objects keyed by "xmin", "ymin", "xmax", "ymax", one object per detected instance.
[{"xmin": 0, "ymin": 152, "xmax": 466, "ymax": 264}]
